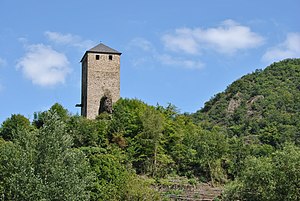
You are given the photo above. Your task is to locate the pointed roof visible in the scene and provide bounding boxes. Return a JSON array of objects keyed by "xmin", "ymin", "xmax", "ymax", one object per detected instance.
[
  {"xmin": 88, "ymin": 43, "xmax": 121, "ymax": 54},
  {"xmin": 80, "ymin": 43, "xmax": 121, "ymax": 62}
]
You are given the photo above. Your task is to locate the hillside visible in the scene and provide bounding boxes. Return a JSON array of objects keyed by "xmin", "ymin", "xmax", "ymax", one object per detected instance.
[
  {"xmin": 0, "ymin": 59, "xmax": 299, "ymax": 200},
  {"xmin": 193, "ymin": 58, "xmax": 300, "ymax": 146}
]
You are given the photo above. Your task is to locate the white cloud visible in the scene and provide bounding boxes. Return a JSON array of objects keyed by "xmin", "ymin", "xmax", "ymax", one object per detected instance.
[
  {"xmin": 162, "ymin": 19, "xmax": 265, "ymax": 55},
  {"xmin": 162, "ymin": 28, "xmax": 199, "ymax": 54},
  {"xmin": 262, "ymin": 33, "xmax": 300, "ymax": 63},
  {"xmin": 45, "ymin": 31, "xmax": 95, "ymax": 50},
  {"xmin": 127, "ymin": 38, "xmax": 204, "ymax": 70},
  {"xmin": 17, "ymin": 44, "xmax": 71, "ymax": 87}
]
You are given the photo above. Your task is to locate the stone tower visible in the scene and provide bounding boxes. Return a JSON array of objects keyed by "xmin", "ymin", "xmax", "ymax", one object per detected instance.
[{"xmin": 78, "ymin": 43, "xmax": 121, "ymax": 119}]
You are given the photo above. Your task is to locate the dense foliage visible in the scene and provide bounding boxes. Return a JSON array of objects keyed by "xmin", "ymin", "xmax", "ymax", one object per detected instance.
[
  {"xmin": 0, "ymin": 111, "xmax": 92, "ymax": 200},
  {"xmin": 223, "ymin": 144, "xmax": 300, "ymax": 201},
  {"xmin": 193, "ymin": 59, "xmax": 300, "ymax": 147},
  {"xmin": 0, "ymin": 59, "xmax": 299, "ymax": 200}
]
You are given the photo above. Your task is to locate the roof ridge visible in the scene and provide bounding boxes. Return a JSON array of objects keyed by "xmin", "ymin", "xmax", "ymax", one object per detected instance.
[{"xmin": 88, "ymin": 43, "xmax": 121, "ymax": 55}]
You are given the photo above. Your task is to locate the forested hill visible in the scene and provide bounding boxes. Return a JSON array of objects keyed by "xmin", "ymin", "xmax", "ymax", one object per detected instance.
[
  {"xmin": 192, "ymin": 58, "xmax": 300, "ymax": 144},
  {"xmin": 1, "ymin": 58, "xmax": 299, "ymax": 200}
]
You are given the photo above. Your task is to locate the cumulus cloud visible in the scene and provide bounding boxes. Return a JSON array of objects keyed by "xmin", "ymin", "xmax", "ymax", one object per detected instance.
[
  {"xmin": 45, "ymin": 31, "xmax": 95, "ymax": 50},
  {"xmin": 128, "ymin": 38, "xmax": 203, "ymax": 70},
  {"xmin": 262, "ymin": 33, "xmax": 300, "ymax": 63},
  {"xmin": 162, "ymin": 29, "xmax": 199, "ymax": 54},
  {"xmin": 162, "ymin": 19, "xmax": 265, "ymax": 55},
  {"xmin": 16, "ymin": 44, "xmax": 71, "ymax": 87}
]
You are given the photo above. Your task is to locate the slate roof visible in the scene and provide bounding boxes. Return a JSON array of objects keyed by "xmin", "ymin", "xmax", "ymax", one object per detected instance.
[
  {"xmin": 81, "ymin": 43, "xmax": 121, "ymax": 62},
  {"xmin": 89, "ymin": 43, "xmax": 121, "ymax": 54}
]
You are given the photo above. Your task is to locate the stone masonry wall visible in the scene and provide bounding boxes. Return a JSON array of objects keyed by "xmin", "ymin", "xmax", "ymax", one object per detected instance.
[
  {"xmin": 85, "ymin": 52, "xmax": 120, "ymax": 119},
  {"xmin": 81, "ymin": 59, "xmax": 87, "ymax": 117}
]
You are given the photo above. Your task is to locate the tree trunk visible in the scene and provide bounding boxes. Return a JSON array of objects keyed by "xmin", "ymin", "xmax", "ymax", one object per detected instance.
[
  {"xmin": 208, "ymin": 161, "xmax": 214, "ymax": 187},
  {"xmin": 153, "ymin": 143, "xmax": 157, "ymax": 177}
]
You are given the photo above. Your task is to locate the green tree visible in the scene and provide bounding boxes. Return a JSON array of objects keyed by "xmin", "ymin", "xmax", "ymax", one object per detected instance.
[
  {"xmin": 0, "ymin": 129, "xmax": 38, "ymax": 200},
  {"xmin": 67, "ymin": 115, "xmax": 109, "ymax": 147},
  {"xmin": 272, "ymin": 144, "xmax": 300, "ymax": 200},
  {"xmin": 82, "ymin": 146, "xmax": 160, "ymax": 201},
  {"xmin": 110, "ymin": 98, "xmax": 146, "ymax": 139},
  {"xmin": 133, "ymin": 107, "xmax": 173, "ymax": 177},
  {"xmin": 167, "ymin": 115, "xmax": 199, "ymax": 177},
  {"xmin": 85, "ymin": 148, "xmax": 129, "ymax": 201},
  {"xmin": 0, "ymin": 111, "xmax": 92, "ymax": 200},
  {"xmin": 0, "ymin": 114, "xmax": 31, "ymax": 141},
  {"xmin": 195, "ymin": 127, "xmax": 229, "ymax": 185},
  {"xmin": 33, "ymin": 103, "xmax": 69, "ymax": 128},
  {"xmin": 223, "ymin": 143, "xmax": 300, "ymax": 201}
]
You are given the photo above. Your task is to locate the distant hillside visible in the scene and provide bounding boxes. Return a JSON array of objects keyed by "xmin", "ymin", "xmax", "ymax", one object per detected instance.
[{"xmin": 193, "ymin": 58, "xmax": 300, "ymax": 145}]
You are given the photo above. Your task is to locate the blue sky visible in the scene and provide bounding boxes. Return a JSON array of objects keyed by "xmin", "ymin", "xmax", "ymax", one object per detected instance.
[{"xmin": 0, "ymin": 0, "xmax": 300, "ymax": 123}]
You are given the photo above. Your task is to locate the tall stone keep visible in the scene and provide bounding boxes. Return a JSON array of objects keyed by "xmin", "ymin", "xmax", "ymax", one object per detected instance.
[{"xmin": 79, "ymin": 43, "xmax": 121, "ymax": 119}]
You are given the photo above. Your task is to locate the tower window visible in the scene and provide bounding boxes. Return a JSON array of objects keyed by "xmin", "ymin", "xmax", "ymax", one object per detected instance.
[
  {"xmin": 109, "ymin": 55, "xmax": 113, "ymax": 60},
  {"xmin": 96, "ymin": 55, "xmax": 100, "ymax": 60}
]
